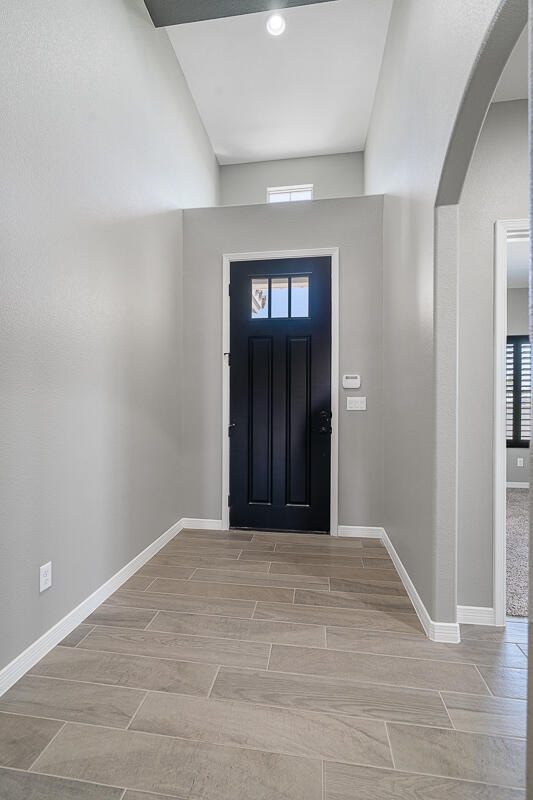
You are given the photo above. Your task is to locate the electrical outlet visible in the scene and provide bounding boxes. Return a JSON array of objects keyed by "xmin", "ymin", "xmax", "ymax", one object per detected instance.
[
  {"xmin": 40, "ymin": 562, "xmax": 52, "ymax": 593},
  {"xmin": 517, "ymin": 458, "xmax": 524, "ymax": 467}
]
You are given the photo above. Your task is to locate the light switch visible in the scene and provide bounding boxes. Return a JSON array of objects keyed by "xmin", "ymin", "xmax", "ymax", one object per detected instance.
[{"xmin": 347, "ymin": 396, "xmax": 366, "ymax": 411}]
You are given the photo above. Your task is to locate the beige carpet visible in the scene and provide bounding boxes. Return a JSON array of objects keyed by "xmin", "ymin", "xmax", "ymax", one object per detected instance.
[{"xmin": 506, "ymin": 488, "xmax": 529, "ymax": 617}]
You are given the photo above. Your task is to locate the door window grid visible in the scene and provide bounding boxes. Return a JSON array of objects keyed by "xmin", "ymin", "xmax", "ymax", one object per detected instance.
[{"xmin": 251, "ymin": 276, "xmax": 309, "ymax": 319}]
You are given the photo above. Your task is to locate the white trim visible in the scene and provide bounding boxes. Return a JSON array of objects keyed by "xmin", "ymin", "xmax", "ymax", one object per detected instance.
[
  {"xmin": 335, "ymin": 525, "xmax": 461, "ymax": 643},
  {"xmin": 222, "ymin": 248, "xmax": 340, "ymax": 536},
  {"xmin": 180, "ymin": 518, "xmax": 223, "ymax": 530},
  {"xmin": 493, "ymin": 219, "xmax": 529, "ymax": 627},
  {"xmin": 0, "ymin": 517, "xmax": 189, "ymax": 697},
  {"xmin": 457, "ymin": 605, "xmax": 496, "ymax": 625},
  {"xmin": 507, "ymin": 482, "xmax": 530, "ymax": 489},
  {"xmin": 337, "ymin": 525, "xmax": 383, "ymax": 538}
]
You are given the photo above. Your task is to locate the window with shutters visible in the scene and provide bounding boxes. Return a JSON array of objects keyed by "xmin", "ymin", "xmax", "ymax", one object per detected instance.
[{"xmin": 506, "ymin": 335, "xmax": 531, "ymax": 447}]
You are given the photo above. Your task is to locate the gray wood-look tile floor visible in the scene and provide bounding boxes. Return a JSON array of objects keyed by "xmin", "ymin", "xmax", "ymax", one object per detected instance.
[{"xmin": 0, "ymin": 530, "xmax": 527, "ymax": 799}]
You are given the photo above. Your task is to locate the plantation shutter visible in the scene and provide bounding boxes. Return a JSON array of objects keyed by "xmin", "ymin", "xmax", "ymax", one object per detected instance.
[{"xmin": 506, "ymin": 335, "xmax": 531, "ymax": 447}]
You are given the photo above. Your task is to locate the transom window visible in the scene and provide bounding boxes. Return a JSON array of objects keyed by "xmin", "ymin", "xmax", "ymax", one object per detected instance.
[
  {"xmin": 506, "ymin": 335, "xmax": 531, "ymax": 447},
  {"xmin": 267, "ymin": 184, "xmax": 313, "ymax": 204},
  {"xmin": 251, "ymin": 276, "xmax": 309, "ymax": 319}
]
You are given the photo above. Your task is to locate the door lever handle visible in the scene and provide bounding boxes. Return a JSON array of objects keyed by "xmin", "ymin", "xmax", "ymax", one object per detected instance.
[{"xmin": 315, "ymin": 410, "xmax": 332, "ymax": 435}]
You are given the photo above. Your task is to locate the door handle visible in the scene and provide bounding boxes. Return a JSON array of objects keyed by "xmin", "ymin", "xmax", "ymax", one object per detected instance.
[{"xmin": 316, "ymin": 410, "xmax": 332, "ymax": 435}]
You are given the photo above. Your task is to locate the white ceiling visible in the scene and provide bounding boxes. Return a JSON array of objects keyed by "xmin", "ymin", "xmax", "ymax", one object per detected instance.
[
  {"xmin": 508, "ymin": 239, "xmax": 530, "ymax": 289},
  {"xmin": 493, "ymin": 26, "xmax": 528, "ymax": 103},
  {"xmin": 167, "ymin": 0, "xmax": 394, "ymax": 165}
]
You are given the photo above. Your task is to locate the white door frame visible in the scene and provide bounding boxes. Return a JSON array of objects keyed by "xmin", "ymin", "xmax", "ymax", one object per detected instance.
[
  {"xmin": 493, "ymin": 219, "xmax": 529, "ymax": 626},
  {"xmin": 221, "ymin": 247, "xmax": 340, "ymax": 535}
]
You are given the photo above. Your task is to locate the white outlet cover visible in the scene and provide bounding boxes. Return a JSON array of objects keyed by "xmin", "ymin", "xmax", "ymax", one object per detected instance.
[{"xmin": 40, "ymin": 562, "xmax": 52, "ymax": 593}]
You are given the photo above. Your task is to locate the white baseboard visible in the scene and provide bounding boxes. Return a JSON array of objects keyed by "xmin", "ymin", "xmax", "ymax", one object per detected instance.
[
  {"xmin": 506, "ymin": 482, "xmax": 529, "ymax": 489},
  {"xmin": 180, "ymin": 518, "xmax": 223, "ymax": 530},
  {"xmin": 457, "ymin": 605, "xmax": 496, "ymax": 625},
  {"xmin": 336, "ymin": 526, "xmax": 384, "ymax": 538},
  {"xmin": 0, "ymin": 516, "xmax": 190, "ymax": 697},
  {"xmin": 336, "ymin": 525, "xmax": 461, "ymax": 643}
]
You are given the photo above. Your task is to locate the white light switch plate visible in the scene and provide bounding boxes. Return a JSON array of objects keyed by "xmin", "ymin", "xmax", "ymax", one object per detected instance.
[{"xmin": 347, "ymin": 396, "xmax": 366, "ymax": 411}]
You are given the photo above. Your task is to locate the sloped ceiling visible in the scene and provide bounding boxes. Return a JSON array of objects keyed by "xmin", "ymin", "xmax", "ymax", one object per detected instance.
[{"xmin": 167, "ymin": 0, "xmax": 394, "ymax": 164}]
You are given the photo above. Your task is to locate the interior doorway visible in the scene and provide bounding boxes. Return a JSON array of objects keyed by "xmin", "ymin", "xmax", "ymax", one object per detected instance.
[{"xmin": 494, "ymin": 219, "xmax": 530, "ymax": 624}]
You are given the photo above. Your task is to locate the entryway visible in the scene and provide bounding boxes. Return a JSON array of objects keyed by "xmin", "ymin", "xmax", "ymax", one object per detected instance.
[{"xmin": 221, "ymin": 248, "xmax": 340, "ymax": 535}]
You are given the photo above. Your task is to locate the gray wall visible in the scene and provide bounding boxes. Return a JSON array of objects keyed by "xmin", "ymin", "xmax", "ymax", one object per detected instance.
[
  {"xmin": 182, "ymin": 196, "xmax": 384, "ymax": 526},
  {"xmin": 220, "ymin": 153, "xmax": 364, "ymax": 206},
  {"xmin": 364, "ymin": 0, "xmax": 502, "ymax": 621},
  {"xmin": 458, "ymin": 100, "xmax": 529, "ymax": 608},
  {"xmin": 507, "ymin": 288, "xmax": 530, "ymax": 484},
  {"xmin": 508, "ymin": 287, "xmax": 530, "ymax": 335},
  {"xmin": 0, "ymin": 0, "xmax": 218, "ymax": 671}
]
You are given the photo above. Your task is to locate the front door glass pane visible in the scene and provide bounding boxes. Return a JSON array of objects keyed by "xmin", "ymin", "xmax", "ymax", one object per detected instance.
[
  {"xmin": 291, "ymin": 276, "xmax": 309, "ymax": 317},
  {"xmin": 271, "ymin": 277, "xmax": 289, "ymax": 318},
  {"xmin": 251, "ymin": 278, "xmax": 269, "ymax": 318}
]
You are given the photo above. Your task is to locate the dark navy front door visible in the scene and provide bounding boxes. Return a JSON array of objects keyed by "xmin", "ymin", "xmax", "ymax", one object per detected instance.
[{"xmin": 229, "ymin": 257, "xmax": 332, "ymax": 533}]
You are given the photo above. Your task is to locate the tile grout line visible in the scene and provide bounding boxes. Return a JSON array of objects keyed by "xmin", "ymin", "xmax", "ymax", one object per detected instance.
[
  {"xmin": 3, "ymin": 662, "xmax": 507, "ymax": 710},
  {"xmin": 94, "ymin": 600, "xmax": 256, "ymax": 620},
  {"xmin": 87, "ymin": 608, "xmax": 426, "ymax": 640},
  {"xmin": 142, "ymin": 611, "xmax": 160, "ymax": 631},
  {"xmin": 6, "ymin": 764, "xmax": 130, "ymax": 795},
  {"xmin": 80, "ymin": 621, "xmax": 167, "ymax": 635},
  {"xmin": 72, "ymin": 625, "xmax": 95, "ymax": 648},
  {"xmin": 98, "ymin": 610, "xmax": 328, "ymax": 633},
  {"xmin": 438, "ymin": 690, "xmax": 456, "ymax": 730},
  {"xmin": 26, "ymin": 720, "xmax": 67, "ymax": 772},
  {"xmin": 27, "ymin": 721, "xmax": 380, "ymax": 772},
  {"xmin": 474, "ymin": 664, "xmax": 495, "ymax": 697},
  {"xmin": 142, "ymin": 578, "xmax": 158, "ymax": 592},
  {"xmin": 22, "ymin": 756, "xmax": 527, "ymax": 795},
  {"xmin": 139, "ymin": 573, "xmax": 330, "ymax": 591},
  {"xmin": 207, "ymin": 665, "xmax": 221, "ymax": 698},
  {"xmin": 321, "ymin": 759, "xmax": 325, "ymax": 800},
  {"xmin": 126, "ymin": 689, "xmax": 150, "ymax": 731},
  {"xmin": 5, "ymin": 701, "xmax": 527, "ymax": 748},
  {"xmin": 383, "ymin": 722, "xmax": 397, "ymax": 770},
  {"xmin": 15, "ymin": 666, "xmax": 526, "ymax": 705}
]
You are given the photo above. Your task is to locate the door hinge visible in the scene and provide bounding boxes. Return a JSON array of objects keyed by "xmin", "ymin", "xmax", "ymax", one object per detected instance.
[
  {"xmin": 224, "ymin": 352, "xmax": 231, "ymax": 366},
  {"xmin": 227, "ymin": 494, "xmax": 231, "ymax": 507},
  {"xmin": 228, "ymin": 283, "xmax": 231, "ymax": 296}
]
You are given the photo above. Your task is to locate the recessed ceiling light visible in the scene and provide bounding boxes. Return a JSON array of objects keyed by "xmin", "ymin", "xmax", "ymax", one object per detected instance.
[{"xmin": 266, "ymin": 13, "xmax": 286, "ymax": 37}]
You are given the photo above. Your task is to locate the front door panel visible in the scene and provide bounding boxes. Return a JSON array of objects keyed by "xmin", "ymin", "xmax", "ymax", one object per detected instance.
[{"xmin": 229, "ymin": 257, "xmax": 331, "ymax": 533}]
